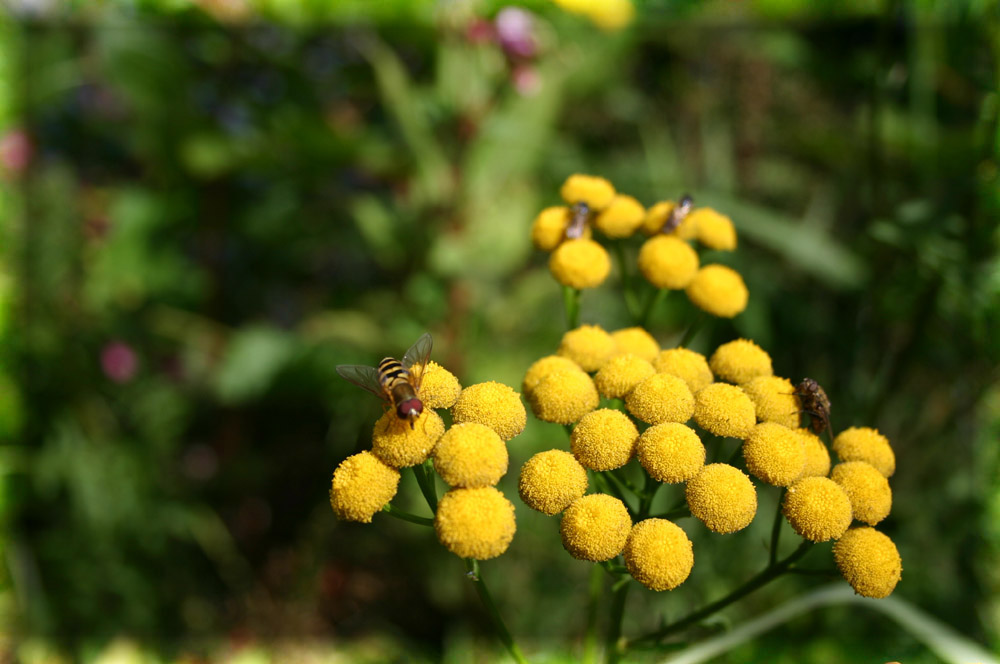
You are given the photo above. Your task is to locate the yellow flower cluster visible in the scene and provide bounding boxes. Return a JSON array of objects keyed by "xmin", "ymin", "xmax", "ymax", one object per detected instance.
[{"xmin": 551, "ymin": 0, "xmax": 635, "ymax": 31}]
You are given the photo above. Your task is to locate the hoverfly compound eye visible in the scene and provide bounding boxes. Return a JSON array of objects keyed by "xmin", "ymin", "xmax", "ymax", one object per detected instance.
[{"xmin": 398, "ymin": 398, "xmax": 423, "ymax": 421}]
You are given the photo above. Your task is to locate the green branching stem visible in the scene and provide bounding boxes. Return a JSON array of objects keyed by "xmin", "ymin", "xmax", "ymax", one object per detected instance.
[
  {"xmin": 563, "ymin": 285, "xmax": 581, "ymax": 330},
  {"xmin": 624, "ymin": 540, "xmax": 814, "ymax": 650},
  {"xmin": 676, "ymin": 312, "xmax": 707, "ymax": 348},
  {"xmin": 582, "ymin": 565, "xmax": 604, "ymax": 664},
  {"xmin": 465, "ymin": 559, "xmax": 530, "ymax": 664},
  {"xmin": 770, "ymin": 488, "xmax": 787, "ymax": 566},
  {"xmin": 381, "ymin": 503, "xmax": 434, "ymax": 526},
  {"xmin": 612, "ymin": 241, "xmax": 640, "ymax": 322},
  {"xmin": 639, "ymin": 288, "xmax": 667, "ymax": 328},
  {"xmin": 412, "ymin": 460, "xmax": 438, "ymax": 512},
  {"xmin": 605, "ymin": 578, "xmax": 632, "ymax": 664},
  {"xmin": 648, "ymin": 506, "xmax": 691, "ymax": 521}
]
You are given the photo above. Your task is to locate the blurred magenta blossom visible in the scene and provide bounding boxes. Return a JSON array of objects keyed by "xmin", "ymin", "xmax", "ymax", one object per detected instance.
[
  {"xmin": 0, "ymin": 130, "xmax": 32, "ymax": 174},
  {"xmin": 101, "ymin": 341, "xmax": 139, "ymax": 383},
  {"xmin": 495, "ymin": 7, "xmax": 537, "ymax": 60}
]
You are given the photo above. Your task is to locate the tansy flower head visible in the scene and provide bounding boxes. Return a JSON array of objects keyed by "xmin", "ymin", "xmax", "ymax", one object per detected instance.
[
  {"xmin": 833, "ymin": 527, "xmax": 902, "ymax": 599},
  {"xmin": 451, "ymin": 382, "xmax": 526, "ymax": 442},
  {"xmin": 782, "ymin": 477, "xmax": 853, "ymax": 542},
  {"xmin": 642, "ymin": 200, "xmax": 698, "ymax": 239},
  {"xmin": 435, "ymin": 487, "xmax": 516, "ymax": 560},
  {"xmin": 638, "ymin": 236, "xmax": 700, "ymax": 290},
  {"xmin": 560, "ymin": 174, "xmax": 616, "ymax": 210},
  {"xmin": 594, "ymin": 354, "xmax": 655, "ymax": 400},
  {"xmin": 412, "ymin": 361, "xmax": 462, "ymax": 410},
  {"xmin": 330, "ymin": 451, "xmax": 400, "ymax": 522},
  {"xmin": 833, "ymin": 427, "xmax": 895, "ymax": 477},
  {"xmin": 549, "ymin": 239, "xmax": 611, "ymax": 289},
  {"xmin": 372, "ymin": 410, "xmax": 446, "ymax": 468},
  {"xmin": 709, "ymin": 339, "xmax": 773, "ymax": 385},
  {"xmin": 560, "ymin": 493, "xmax": 632, "ymax": 562},
  {"xmin": 692, "ymin": 383, "xmax": 756, "ymax": 439},
  {"xmin": 552, "ymin": 0, "xmax": 635, "ymax": 31},
  {"xmin": 529, "ymin": 368, "xmax": 600, "ymax": 425},
  {"xmin": 689, "ymin": 207, "xmax": 737, "ymax": 251},
  {"xmin": 558, "ymin": 324, "xmax": 616, "ymax": 372},
  {"xmin": 523, "ymin": 354, "xmax": 585, "ymax": 397},
  {"xmin": 742, "ymin": 422, "xmax": 806, "ymax": 487},
  {"xmin": 432, "ymin": 422, "xmax": 508, "ymax": 488},
  {"xmin": 637, "ymin": 422, "xmax": 705, "ymax": 483},
  {"xmin": 532, "ymin": 206, "xmax": 590, "ymax": 251},
  {"xmin": 594, "ymin": 194, "xmax": 645, "ymax": 238},
  {"xmin": 685, "ymin": 264, "xmax": 749, "ymax": 318},
  {"xmin": 830, "ymin": 461, "xmax": 892, "ymax": 526},
  {"xmin": 625, "ymin": 373, "xmax": 695, "ymax": 425},
  {"xmin": 742, "ymin": 375, "xmax": 799, "ymax": 428},
  {"xmin": 798, "ymin": 428, "xmax": 832, "ymax": 478},
  {"xmin": 610, "ymin": 326, "xmax": 660, "ymax": 362},
  {"xmin": 519, "ymin": 449, "xmax": 589, "ymax": 515},
  {"xmin": 685, "ymin": 463, "xmax": 758, "ymax": 534},
  {"xmin": 624, "ymin": 519, "xmax": 694, "ymax": 591},
  {"xmin": 653, "ymin": 347, "xmax": 714, "ymax": 393},
  {"xmin": 571, "ymin": 408, "xmax": 639, "ymax": 471}
]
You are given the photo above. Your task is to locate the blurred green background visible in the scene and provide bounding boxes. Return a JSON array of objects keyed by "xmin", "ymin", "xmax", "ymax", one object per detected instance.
[{"xmin": 2, "ymin": 0, "xmax": 999, "ymax": 661}]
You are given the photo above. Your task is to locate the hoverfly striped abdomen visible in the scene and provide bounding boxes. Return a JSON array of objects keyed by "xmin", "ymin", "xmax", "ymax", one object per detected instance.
[{"xmin": 378, "ymin": 357, "xmax": 423, "ymax": 423}]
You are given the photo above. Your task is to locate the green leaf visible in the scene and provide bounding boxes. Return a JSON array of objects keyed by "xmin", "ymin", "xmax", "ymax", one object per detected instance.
[{"xmin": 212, "ymin": 325, "xmax": 297, "ymax": 404}]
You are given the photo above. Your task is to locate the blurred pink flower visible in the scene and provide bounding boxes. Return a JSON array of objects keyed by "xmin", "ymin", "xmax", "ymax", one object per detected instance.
[
  {"xmin": 0, "ymin": 130, "xmax": 32, "ymax": 174},
  {"xmin": 495, "ymin": 7, "xmax": 537, "ymax": 60},
  {"xmin": 101, "ymin": 341, "xmax": 139, "ymax": 383},
  {"xmin": 512, "ymin": 64, "xmax": 542, "ymax": 96}
]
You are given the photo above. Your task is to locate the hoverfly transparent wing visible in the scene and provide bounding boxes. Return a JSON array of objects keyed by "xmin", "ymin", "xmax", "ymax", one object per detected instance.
[
  {"xmin": 336, "ymin": 364, "xmax": 387, "ymax": 402},
  {"xmin": 401, "ymin": 332, "xmax": 433, "ymax": 392}
]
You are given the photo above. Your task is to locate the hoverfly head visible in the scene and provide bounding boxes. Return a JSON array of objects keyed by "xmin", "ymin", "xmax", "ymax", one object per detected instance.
[{"xmin": 397, "ymin": 398, "xmax": 424, "ymax": 428}]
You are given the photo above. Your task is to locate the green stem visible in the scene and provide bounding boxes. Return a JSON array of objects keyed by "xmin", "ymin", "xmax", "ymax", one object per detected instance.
[
  {"xmin": 648, "ymin": 507, "xmax": 691, "ymax": 520},
  {"xmin": 593, "ymin": 470, "xmax": 627, "ymax": 505},
  {"xmin": 381, "ymin": 503, "xmax": 434, "ymax": 526},
  {"xmin": 605, "ymin": 580, "xmax": 632, "ymax": 664},
  {"xmin": 465, "ymin": 559, "xmax": 530, "ymax": 664},
  {"xmin": 677, "ymin": 312, "xmax": 707, "ymax": 348},
  {"xmin": 625, "ymin": 540, "xmax": 814, "ymax": 649},
  {"xmin": 769, "ymin": 488, "xmax": 787, "ymax": 566},
  {"xmin": 562, "ymin": 285, "xmax": 581, "ymax": 330},
  {"xmin": 412, "ymin": 460, "xmax": 438, "ymax": 512},
  {"xmin": 637, "ymin": 471, "xmax": 660, "ymax": 519},
  {"xmin": 639, "ymin": 288, "xmax": 667, "ymax": 328},
  {"xmin": 582, "ymin": 564, "xmax": 604, "ymax": 664},
  {"xmin": 612, "ymin": 242, "xmax": 640, "ymax": 322},
  {"xmin": 610, "ymin": 469, "xmax": 640, "ymax": 495}
]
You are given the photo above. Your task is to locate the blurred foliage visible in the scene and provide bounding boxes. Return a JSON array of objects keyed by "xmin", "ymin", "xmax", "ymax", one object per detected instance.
[{"xmin": 1, "ymin": 0, "xmax": 998, "ymax": 661}]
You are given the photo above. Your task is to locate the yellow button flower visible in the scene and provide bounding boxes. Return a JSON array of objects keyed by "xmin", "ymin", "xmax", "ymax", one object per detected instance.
[
  {"xmin": 529, "ymin": 368, "xmax": 600, "ymax": 425},
  {"xmin": 594, "ymin": 194, "xmax": 645, "ymax": 238},
  {"xmin": 549, "ymin": 239, "xmax": 611, "ymax": 289},
  {"xmin": 685, "ymin": 264, "xmax": 749, "ymax": 318},
  {"xmin": 833, "ymin": 427, "xmax": 895, "ymax": 477},
  {"xmin": 519, "ymin": 449, "xmax": 589, "ymax": 515},
  {"xmin": 709, "ymin": 339, "xmax": 773, "ymax": 385},
  {"xmin": 653, "ymin": 347, "xmax": 714, "ymax": 393},
  {"xmin": 523, "ymin": 354, "xmax": 585, "ymax": 397},
  {"xmin": 689, "ymin": 207, "xmax": 737, "ymax": 251},
  {"xmin": 552, "ymin": 0, "xmax": 635, "ymax": 30},
  {"xmin": 435, "ymin": 487, "xmax": 516, "ymax": 560},
  {"xmin": 594, "ymin": 354, "xmax": 655, "ymax": 400},
  {"xmin": 692, "ymin": 383, "xmax": 756, "ymax": 439},
  {"xmin": 830, "ymin": 461, "xmax": 892, "ymax": 526},
  {"xmin": 741, "ymin": 375, "xmax": 799, "ymax": 428},
  {"xmin": 625, "ymin": 373, "xmax": 695, "ymax": 425},
  {"xmin": 642, "ymin": 200, "xmax": 698, "ymax": 239},
  {"xmin": 797, "ymin": 428, "xmax": 832, "ymax": 478},
  {"xmin": 782, "ymin": 477, "xmax": 853, "ymax": 542},
  {"xmin": 638, "ymin": 236, "xmax": 699, "ymax": 290},
  {"xmin": 637, "ymin": 422, "xmax": 705, "ymax": 483},
  {"xmin": 686, "ymin": 464, "xmax": 758, "ymax": 534},
  {"xmin": 624, "ymin": 519, "xmax": 694, "ymax": 591},
  {"xmin": 372, "ymin": 409, "xmax": 446, "ymax": 468},
  {"xmin": 558, "ymin": 324, "xmax": 617, "ymax": 372},
  {"xmin": 412, "ymin": 361, "xmax": 462, "ymax": 410},
  {"xmin": 451, "ymin": 381, "xmax": 526, "ymax": 442},
  {"xmin": 559, "ymin": 174, "xmax": 616, "ymax": 210},
  {"xmin": 742, "ymin": 422, "xmax": 806, "ymax": 487},
  {"xmin": 571, "ymin": 408, "xmax": 639, "ymax": 471},
  {"xmin": 330, "ymin": 451, "xmax": 400, "ymax": 522},
  {"xmin": 833, "ymin": 526, "xmax": 902, "ymax": 599},
  {"xmin": 610, "ymin": 326, "xmax": 660, "ymax": 362},
  {"xmin": 531, "ymin": 206, "xmax": 576, "ymax": 252},
  {"xmin": 432, "ymin": 422, "xmax": 508, "ymax": 488},
  {"xmin": 560, "ymin": 494, "xmax": 632, "ymax": 562}
]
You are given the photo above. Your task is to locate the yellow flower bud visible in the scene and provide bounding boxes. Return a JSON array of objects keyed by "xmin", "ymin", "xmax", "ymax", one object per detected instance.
[
  {"xmin": 742, "ymin": 422, "xmax": 806, "ymax": 487},
  {"xmin": 571, "ymin": 408, "xmax": 639, "ymax": 471},
  {"xmin": 625, "ymin": 373, "xmax": 694, "ymax": 425},
  {"xmin": 692, "ymin": 383, "xmax": 756, "ymax": 439},
  {"xmin": 529, "ymin": 368, "xmax": 600, "ymax": 425},
  {"xmin": 830, "ymin": 461, "xmax": 892, "ymax": 526},
  {"xmin": 432, "ymin": 422, "xmax": 508, "ymax": 488},
  {"xmin": 330, "ymin": 451, "xmax": 400, "ymax": 522},
  {"xmin": 686, "ymin": 464, "xmax": 758, "ymax": 534},
  {"xmin": 624, "ymin": 519, "xmax": 694, "ymax": 591},
  {"xmin": 782, "ymin": 477, "xmax": 853, "ymax": 542},
  {"xmin": 833, "ymin": 427, "xmax": 895, "ymax": 477},
  {"xmin": 637, "ymin": 422, "xmax": 705, "ymax": 483},
  {"xmin": 594, "ymin": 194, "xmax": 645, "ymax": 238},
  {"xmin": 531, "ymin": 206, "xmax": 579, "ymax": 252},
  {"xmin": 685, "ymin": 264, "xmax": 749, "ymax": 318},
  {"xmin": 833, "ymin": 526, "xmax": 902, "ymax": 598},
  {"xmin": 709, "ymin": 339, "xmax": 773, "ymax": 385},
  {"xmin": 610, "ymin": 326, "xmax": 660, "ymax": 362},
  {"xmin": 642, "ymin": 200, "xmax": 697, "ymax": 239},
  {"xmin": 451, "ymin": 381, "xmax": 526, "ymax": 442},
  {"xmin": 372, "ymin": 410, "xmax": 446, "ymax": 468},
  {"xmin": 638, "ymin": 236, "xmax": 699, "ymax": 289},
  {"xmin": 797, "ymin": 428, "xmax": 832, "ymax": 478},
  {"xmin": 653, "ymin": 347, "xmax": 714, "ymax": 393},
  {"xmin": 435, "ymin": 487, "xmax": 516, "ymax": 560},
  {"xmin": 593, "ymin": 354, "xmax": 655, "ymax": 400},
  {"xmin": 412, "ymin": 361, "xmax": 462, "ymax": 409},
  {"xmin": 519, "ymin": 449, "xmax": 589, "ymax": 515},
  {"xmin": 689, "ymin": 207, "xmax": 737, "ymax": 251},
  {"xmin": 741, "ymin": 375, "xmax": 799, "ymax": 428},
  {"xmin": 560, "ymin": 173, "xmax": 616, "ymax": 210},
  {"xmin": 560, "ymin": 494, "xmax": 632, "ymax": 562},
  {"xmin": 549, "ymin": 239, "xmax": 611, "ymax": 289},
  {"xmin": 558, "ymin": 324, "xmax": 616, "ymax": 372},
  {"xmin": 523, "ymin": 354, "xmax": 584, "ymax": 397}
]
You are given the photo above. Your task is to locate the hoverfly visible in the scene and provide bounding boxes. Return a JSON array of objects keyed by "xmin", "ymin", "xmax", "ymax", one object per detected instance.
[
  {"xmin": 565, "ymin": 201, "xmax": 590, "ymax": 240},
  {"xmin": 661, "ymin": 194, "xmax": 693, "ymax": 234},
  {"xmin": 336, "ymin": 333, "xmax": 433, "ymax": 428},
  {"xmin": 794, "ymin": 377, "xmax": 831, "ymax": 435}
]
